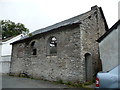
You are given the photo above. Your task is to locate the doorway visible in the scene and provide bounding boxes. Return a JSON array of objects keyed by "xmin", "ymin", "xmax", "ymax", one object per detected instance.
[{"xmin": 85, "ymin": 53, "xmax": 93, "ymax": 82}]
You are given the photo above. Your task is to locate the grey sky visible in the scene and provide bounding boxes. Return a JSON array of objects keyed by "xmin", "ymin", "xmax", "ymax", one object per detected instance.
[{"xmin": 0, "ymin": 0, "xmax": 119, "ymax": 32}]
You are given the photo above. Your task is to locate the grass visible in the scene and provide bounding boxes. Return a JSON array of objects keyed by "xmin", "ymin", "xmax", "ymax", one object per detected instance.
[{"xmin": 55, "ymin": 80, "xmax": 94, "ymax": 88}]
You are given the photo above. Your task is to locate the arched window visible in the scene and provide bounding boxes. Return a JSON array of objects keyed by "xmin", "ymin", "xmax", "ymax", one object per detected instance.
[
  {"xmin": 31, "ymin": 41, "xmax": 35, "ymax": 47},
  {"xmin": 30, "ymin": 41, "xmax": 37, "ymax": 55},
  {"xmin": 47, "ymin": 36, "xmax": 57, "ymax": 55}
]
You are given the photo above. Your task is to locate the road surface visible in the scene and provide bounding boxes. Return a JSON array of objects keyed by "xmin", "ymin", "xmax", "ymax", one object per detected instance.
[{"xmin": 2, "ymin": 75, "xmax": 69, "ymax": 88}]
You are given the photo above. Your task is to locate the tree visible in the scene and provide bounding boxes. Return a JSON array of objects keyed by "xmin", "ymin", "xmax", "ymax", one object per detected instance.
[{"xmin": 1, "ymin": 20, "xmax": 29, "ymax": 39}]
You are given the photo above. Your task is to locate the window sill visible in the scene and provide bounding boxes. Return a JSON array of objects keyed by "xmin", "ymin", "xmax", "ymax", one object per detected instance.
[
  {"xmin": 46, "ymin": 54, "xmax": 57, "ymax": 57},
  {"xmin": 31, "ymin": 55, "xmax": 37, "ymax": 57}
]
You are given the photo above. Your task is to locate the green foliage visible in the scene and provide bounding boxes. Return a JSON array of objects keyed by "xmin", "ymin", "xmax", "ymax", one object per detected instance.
[
  {"xmin": 58, "ymin": 80, "xmax": 64, "ymax": 84},
  {"xmin": 56, "ymin": 80, "xmax": 93, "ymax": 88},
  {"xmin": 83, "ymin": 81, "xmax": 93, "ymax": 85},
  {"xmin": 64, "ymin": 81, "xmax": 82, "ymax": 88},
  {"xmin": 28, "ymin": 33, "xmax": 32, "ymax": 37},
  {"xmin": 1, "ymin": 20, "xmax": 29, "ymax": 39}
]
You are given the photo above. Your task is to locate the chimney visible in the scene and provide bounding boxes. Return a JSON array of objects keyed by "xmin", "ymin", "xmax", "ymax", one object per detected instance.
[{"xmin": 91, "ymin": 5, "xmax": 98, "ymax": 10}]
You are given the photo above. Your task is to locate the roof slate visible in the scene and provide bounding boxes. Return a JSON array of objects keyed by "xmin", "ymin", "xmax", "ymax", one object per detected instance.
[{"xmin": 11, "ymin": 5, "xmax": 108, "ymax": 44}]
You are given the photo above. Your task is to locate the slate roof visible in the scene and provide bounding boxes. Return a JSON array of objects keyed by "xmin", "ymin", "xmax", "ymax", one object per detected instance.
[
  {"xmin": 2, "ymin": 35, "xmax": 19, "ymax": 42},
  {"xmin": 97, "ymin": 19, "xmax": 120, "ymax": 43},
  {"xmin": 11, "ymin": 5, "xmax": 108, "ymax": 44}
]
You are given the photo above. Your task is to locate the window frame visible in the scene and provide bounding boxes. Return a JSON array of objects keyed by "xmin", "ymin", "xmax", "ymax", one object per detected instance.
[{"xmin": 47, "ymin": 36, "xmax": 57, "ymax": 56}]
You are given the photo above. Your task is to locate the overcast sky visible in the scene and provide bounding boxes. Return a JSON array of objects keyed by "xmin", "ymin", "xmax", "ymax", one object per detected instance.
[{"xmin": 0, "ymin": 0, "xmax": 119, "ymax": 32}]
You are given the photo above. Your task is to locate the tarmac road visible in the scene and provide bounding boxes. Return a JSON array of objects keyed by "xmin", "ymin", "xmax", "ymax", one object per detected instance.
[{"xmin": 2, "ymin": 75, "xmax": 69, "ymax": 88}]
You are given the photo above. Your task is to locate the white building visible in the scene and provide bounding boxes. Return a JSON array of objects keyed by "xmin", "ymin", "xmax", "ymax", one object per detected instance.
[
  {"xmin": 97, "ymin": 20, "xmax": 119, "ymax": 72},
  {"xmin": 0, "ymin": 34, "xmax": 24, "ymax": 74},
  {"xmin": 0, "ymin": 42, "xmax": 2, "ymax": 74}
]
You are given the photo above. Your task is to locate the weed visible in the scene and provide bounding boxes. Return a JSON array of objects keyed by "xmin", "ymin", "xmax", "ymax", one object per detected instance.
[
  {"xmin": 83, "ymin": 81, "xmax": 93, "ymax": 85},
  {"xmin": 58, "ymin": 80, "xmax": 64, "ymax": 84}
]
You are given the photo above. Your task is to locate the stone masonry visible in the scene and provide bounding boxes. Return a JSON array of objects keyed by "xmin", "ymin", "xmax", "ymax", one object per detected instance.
[{"xmin": 10, "ymin": 6, "xmax": 108, "ymax": 83}]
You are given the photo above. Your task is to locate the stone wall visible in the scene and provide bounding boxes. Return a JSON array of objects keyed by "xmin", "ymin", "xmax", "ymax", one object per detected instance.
[
  {"xmin": 10, "ymin": 6, "xmax": 107, "ymax": 83},
  {"xmin": 10, "ymin": 25, "xmax": 83, "ymax": 82},
  {"xmin": 79, "ymin": 7, "xmax": 106, "ymax": 82}
]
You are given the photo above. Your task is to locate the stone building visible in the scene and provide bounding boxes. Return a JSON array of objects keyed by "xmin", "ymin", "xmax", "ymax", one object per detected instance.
[{"xmin": 10, "ymin": 5, "xmax": 108, "ymax": 83}]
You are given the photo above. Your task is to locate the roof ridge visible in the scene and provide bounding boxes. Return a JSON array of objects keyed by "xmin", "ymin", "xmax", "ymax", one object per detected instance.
[
  {"xmin": 31, "ymin": 5, "xmax": 100, "ymax": 36},
  {"xmin": 11, "ymin": 5, "xmax": 108, "ymax": 44}
]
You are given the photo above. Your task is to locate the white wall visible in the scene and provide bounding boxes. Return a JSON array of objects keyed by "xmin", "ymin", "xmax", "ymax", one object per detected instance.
[
  {"xmin": 99, "ymin": 25, "xmax": 119, "ymax": 72},
  {"xmin": 1, "ymin": 34, "xmax": 23, "ymax": 56},
  {"xmin": 0, "ymin": 42, "xmax": 2, "ymax": 74},
  {"xmin": 1, "ymin": 55, "xmax": 11, "ymax": 74},
  {"xmin": 0, "ymin": 24, "xmax": 2, "ymax": 89},
  {"xmin": 0, "ymin": 34, "xmax": 23, "ymax": 74}
]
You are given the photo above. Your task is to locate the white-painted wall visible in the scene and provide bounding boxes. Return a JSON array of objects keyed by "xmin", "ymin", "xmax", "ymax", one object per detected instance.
[
  {"xmin": 0, "ymin": 44, "xmax": 2, "ymax": 90},
  {"xmin": 0, "ymin": 34, "xmax": 23, "ymax": 74},
  {"xmin": 1, "ymin": 34, "xmax": 23, "ymax": 57},
  {"xmin": 1, "ymin": 56, "xmax": 11, "ymax": 73},
  {"xmin": 0, "ymin": 42, "xmax": 2, "ymax": 74},
  {"xmin": 99, "ymin": 25, "xmax": 119, "ymax": 72}
]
